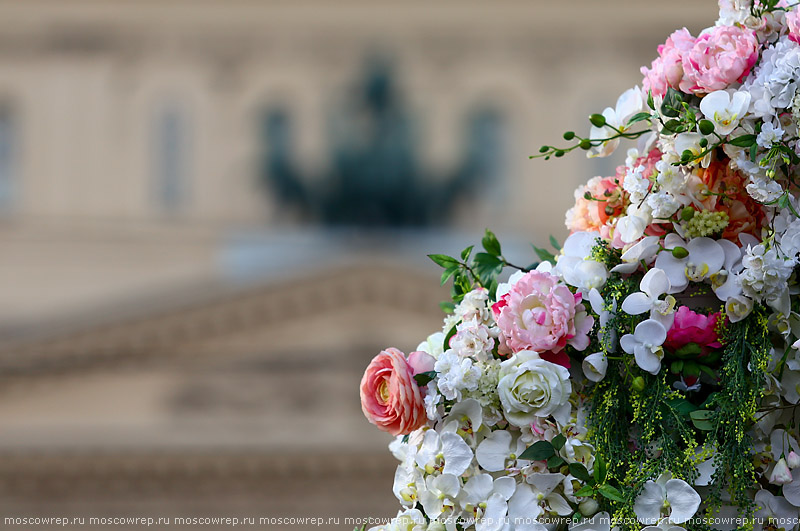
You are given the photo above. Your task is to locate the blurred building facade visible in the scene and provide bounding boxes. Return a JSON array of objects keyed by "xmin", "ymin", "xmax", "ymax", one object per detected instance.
[{"xmin": 0, "ymin": 0, "xmax": 718, "ymax": 528}]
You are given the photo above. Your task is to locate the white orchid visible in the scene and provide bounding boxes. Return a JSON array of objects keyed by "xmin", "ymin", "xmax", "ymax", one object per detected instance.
[
  {"xmin": 621, "ymin": 268, "xmax": 676, "ymax": 328},
  {"xmin": 620, "ymin": 319, "xmax": 668, "ymax": 375},
  {"xmin": 641, "ymin": 518, "xmax": 687, "ymax": 531},
  {"xmin": 699, "ymin": 89, "xmax": 751, "ymax": 136},
  {"xmin": 771, "ymin": 458, "xmax": 794, "ymax": 485},
  {"xmin": 754, "ymin": 490, "xmax": 800, "ymax": 530},
  {"xmin": 505, "ymin": 483, "xmax": 549, "ymax": 531},
  {"xmin": 709, "ymin": 239, "xmax": 744, "ymax": 302},
  {"xmin": 556, "ymin": 231, "xmax": 608, "ymax": 292},
  {"xmin": 612, "ymin": 236, "xmax": 661, "ymax": 274},
  {"xmin": 633, "ymin": 473, "xmax": 701, "ymax": 525},
  {"xmin": 393, "ymin": 464, "xmax": 424, "ymax": 507},
  {"xmin": 418, "ymin": 474, "xmax": 461, "ymax": 520},
  {"xmin": 616, "ymin": 206, "xmax": 652, "ymax": 244},
  {"xmin": 442, "ymin": 398, "xmax": 483, "ymax": 441},
  {"xmin": 525, "ymin": 472, "xmax": 573, "ymax": 516},
  {"xmin": 654, "ymin": 235, "xmax": 725, "ymax": 293},
  {"xmin": 415, "ymin": 430, "xmax": 473, "ymax": 476},
  {"xmin": 589, "ymin": 87, "xmax": 644, "ymax": 158},
  {"xmin": 725, "ymin": 294, "xmax": 754, "ymax": 323},
  {"xmin": 582, "ymin": 352, "xmax": 608, "ymax": 383},
  {"xmin": 459, "ymin": 474, "xmax": 516, "ymax": 531},
  {"xmin": 475, "ymin": 429, "xmax": 528, "ymax": 473},
  {"xmin": 368, "ymin": 508, "xmax": 428, "ymax": 531},
  {"xmin": 674, "ymin": 132, "xmax": 711, "ymax": 167}
]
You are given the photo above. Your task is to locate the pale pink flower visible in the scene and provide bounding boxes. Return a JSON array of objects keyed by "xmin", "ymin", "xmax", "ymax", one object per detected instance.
[
  {"xmin": 788, "ymin": 9, "xmax": 800, "ymax": 44},
  {"xmin": 680, "ymin": 25, "xmax": 759, "ymax": 95},
  {"xmin": 641, "ymin": 28, "xmax": 696, "ymax": 98},
  {"xmin": 492, "ymin": 271, "xmax": 593, "ymax": 362},
  {"xmin": 360, "ymin": 348, "xmax": 433, "ymax": 436}
]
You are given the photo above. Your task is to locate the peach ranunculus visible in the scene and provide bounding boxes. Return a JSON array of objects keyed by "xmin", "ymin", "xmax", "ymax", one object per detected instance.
[
  {"xmin": 492, "ymin": 271, "xmax": 593, "ymax": 366},
  {"xmin": 679, "ymin": 25, "xmax": 759, "ymax": 95},
  {"xmin": 565, "ymin": 175, "xmax": 626, "ymax": 234},
  {"xmin": 641, "ymin": 28, "xmax": 696, "ymax": 98},
  {"xmin": 689, "ymin": 158, "xmax": 768, "ymax": 242},
  {"xmin": 360, "ymin": 348, "xmax": 433, "ymax": 436}
]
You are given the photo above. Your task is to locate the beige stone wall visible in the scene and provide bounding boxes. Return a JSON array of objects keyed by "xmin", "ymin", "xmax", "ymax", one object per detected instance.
[{"xmin": 0, "ymin": 0, "xmax": 717, "ymax": 241}]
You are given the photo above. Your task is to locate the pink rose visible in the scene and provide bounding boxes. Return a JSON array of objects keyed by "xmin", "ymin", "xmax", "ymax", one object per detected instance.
[
  {"xmin": 360, "ymin": 348, "xmax": 432, "ymax": 436},
  {"xmin": 679, "ymin": 25, "xmax": 759, "ymax": 95},
  {"xmin": 493, "ymin": 271, "xmax": 593, "ymax": 365},
  {"xmin": 664, "ymin": 306, "xmax": 722, "ymax": 353},
  {"xmin": 641, "ymin": 28, "xmax": 696, "ymax": 98},
  {"xmin": 788, "ymin": 10, "xmax": 800, "ymax": 44}
]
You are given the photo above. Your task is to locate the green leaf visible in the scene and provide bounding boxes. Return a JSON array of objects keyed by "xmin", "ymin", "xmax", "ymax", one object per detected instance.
[
  {"xmin": 674, "ymin": 342, "xmax": 702, "ymax": 358},
  {"xmin": 532, "ymin": 244, "xmax": 556, "ymax": 264},
  {"xmin": 439, "ymin": 301, "xmax": 455, "ymax": 314},
  {"xmin": 690, "ymin": 409, "xmax": 714, "ymax": 431},
  {"xmin": 549, "ymin": 235, "xmax": 561, "ymax": 251},
  {"xmin": 519, "ymin": 440, "xmax": 555, "ymax": 461},
  {"xmin": 728, "ymin": 134, "xmax": 757, "ymax": 147},
  {"xmin": 593, "ymin": 454, "xmax": 607, "ymax": 483},
  {"xmin": 661, "ymin": 87, "xmax": 684, "ymax": 118},
  {"xmin": 413, "ymin": 371, "xmax": 436, "ymax": 387},
  {"xmin": 598, "ymin": 484, "xmax": 625, "ymax": 503},
  {"xmin": 569, "ymin": 463, "xmax": 592, "ymax": 483},
  {"xmin": 460, "ymin": 245, "xmax": 474, "ymax": 261},
  {"xmin": 441, "ymin": 265, "xmax": 459, "ymax": 286},
  {"xmin": 647, "ymin": 90, "xmax": 655, "ymax": 111},
  {"xmin": 667, "ymin": 398, "xmax": 697, "ymax": 417},
  {"xmin": 473, "ymin": 252, "xmax": 504, "ymax": 282},
  {"xmin": 428, "ymin": 254, "xmax": 459, "ymax": 268},
  {"xmin": 443, "ymin": 324, "xmax": 457, "ymax": 352},
  {"xmin": 575, "ymin": 485, "xmax": 595, "ymax": 497},
  {"xmin": 627, "ymin": 111, "xmax": 652, "ymax": 126},
  {"xmin": 547, "ymin": 455, "xmax": 566, "ymax": 469},
  {"xmin": 552, "ymin": 433, "xmax": 566, "ymax": 450},
  {"xmin": 482, "ymin": 230, "xmax": 502, "ymax": 257}
]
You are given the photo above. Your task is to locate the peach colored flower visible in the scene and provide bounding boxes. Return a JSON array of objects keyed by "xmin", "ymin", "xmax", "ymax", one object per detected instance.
[
  {"xmin": 680, "ymin": 25, "xmax": 759, "ymax": 95},
  {"xmin": 566, "ymin": 176, "xmax": 626, "ymax": 234},
  {"xmin": 492, "ymin": 271, "xmax": 593, "ymax": 361},
  {"xmin": 360, "ymin": 348, "xmax": 432, "ymax": 436},
  {"xmin": 690, "ymin": 159, "xmax": 767, "ymax": 242}
]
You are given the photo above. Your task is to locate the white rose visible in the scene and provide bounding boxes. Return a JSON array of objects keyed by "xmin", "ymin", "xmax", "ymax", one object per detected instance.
[{"xmin": 497, "ymin": 351, "xmax": 572, "ymax": 427}]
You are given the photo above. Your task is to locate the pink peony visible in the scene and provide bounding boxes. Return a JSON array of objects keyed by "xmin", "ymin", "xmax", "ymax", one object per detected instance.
[
  {"xmin": 641, "ymin": 28, "xmax": 696, "ymax": 98},
  {"xmin": 360, "ymin": 348, "xmax": 433, "ymax": 436},
  {"xmin": 679, "ymin": 25, "xmax": 759, "ymax": 95},
  {"xmin": 664, "ymin": 306, "xmax": 722, "ymax": 353},
  {"xmin": 788, "ymin": 10, "xmax": 800, "ymax": 44},
  {"xmin": 492, "ymin": 271, "xmax": 593, "ymax": 365}
]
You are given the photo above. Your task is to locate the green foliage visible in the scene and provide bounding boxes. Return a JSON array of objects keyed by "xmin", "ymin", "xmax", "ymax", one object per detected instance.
[
  {"xmin": 703, "ymin": 306, "xmax": 770, "ymax": 522},
  {"xmin": 413, "ymin": 371, "xmax": 436, "ymax": 387}
]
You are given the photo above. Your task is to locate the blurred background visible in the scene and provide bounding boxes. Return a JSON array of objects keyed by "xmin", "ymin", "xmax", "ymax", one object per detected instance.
[{"xmin": 0, "ymin": 1, "xmax": 716, "ymax": 529}]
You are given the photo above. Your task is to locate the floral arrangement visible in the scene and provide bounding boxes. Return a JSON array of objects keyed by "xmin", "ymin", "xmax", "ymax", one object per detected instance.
[{"xmin": 358, "ymin": 2, "xmax": 800, "ymax": 530}]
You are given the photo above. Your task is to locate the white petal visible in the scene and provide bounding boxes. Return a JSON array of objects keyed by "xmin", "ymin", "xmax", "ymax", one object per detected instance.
[
  {"xmin": 665, "ymin": 479, "xmax": 701, "ymax": 524},
  {"xmin": 415, "ymin": 430, "xmax": 440, "ymax": 469},
  {"xmin": 478, "ymin": 493, "xmax": 508, "ymax": 531},
  {"xmin": 686, "ymin": 237, "xmax": 725, "ymax": 276},
  {"xmin": 620, "ymin": 334, "xmax": 638, "ymax": 355},
  {"xmin": 563, "ymin": 231, "xmax": 601, "ymax": 259},
  {"xmin": 582, "ymin": 352, "xmax": 608, "ymax": 382},
  {"xmin": 494, "ymin": 476, "xmax": 517, "ymax": 501},
  {"xmin": 434, "ymin": 473, "xmax": 461, "ymax": 498},
  {"xmin": 463, "ymin": 474, "xmax": 494, "ymax": 505},
  {"xmin": 547, "ymin": 492, "xmax": 574, "ymax": 516},
  {"xmin": 640, "ymin": 268, "xmax": 670, "ymax": 298},
  {"xmin": 634, "ymin": 319, "xmax": 667, "ymax": 345},
  {"xmin": 476, "ymin": 430, "xmax": 512, "ymax": 472},
  {"xmin": 588, "ymin": 288, "xmax": 605, "ymax": 315},
  {"xmin": 718, "ymin": 239, "xmax": 742, "ymax": 271},
  {"xmin": 783, "ymin": 469, "xmax": 800, "ymax": 507},
  {"xmin": 441, "ymin": 432, "xmax": 473, "ymax": 476},
  {"xmin": 634, "ymin": 481, "xmax": 666, "ymax": 525},
  {"xmin": 635, "ymin": 345, "xmax": 662, "ymax": 375},
  {"xmin": 526, "ymin": 472, "xmax": 566, "ymax": 497},
  {"xmin": 622, "ymin": 292, "xmax": 654, "ymax": 315},
  {"xmin": 621, "ymin": 236, "xmax": 661, "ymax": 263},
  {"xmin": 654, "ymin": 251, "xmax": 689, "ymax": 294}
]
